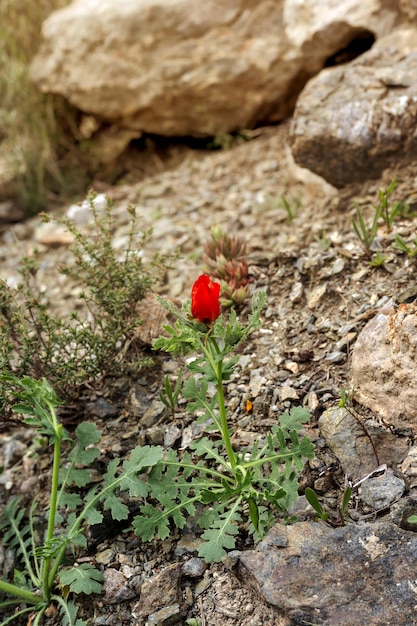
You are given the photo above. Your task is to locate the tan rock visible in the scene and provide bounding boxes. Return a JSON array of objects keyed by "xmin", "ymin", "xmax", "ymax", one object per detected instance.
[
  {"xmin": 351, "ymin": 301, "xmax": 417, "ymax": 433},
  {"xmin": 30, "ymin": 0, "xmax": 401, "ymax": 144}
]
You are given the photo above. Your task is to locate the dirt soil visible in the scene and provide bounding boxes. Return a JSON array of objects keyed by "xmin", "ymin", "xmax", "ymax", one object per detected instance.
[{"xmin": 1, "ymin": 121, "xmax": 417, "ymax": 625}]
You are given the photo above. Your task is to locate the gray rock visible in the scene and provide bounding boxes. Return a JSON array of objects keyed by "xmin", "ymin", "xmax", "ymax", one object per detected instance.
[
  {"xmin": 239, "ymin": 520, "xmax": 417, "ymax": 625},
  {"xmin": 359, "ymin": 468, "xmax": 406, "ymax": 510},
  {"xmin": 146, "ymin": 604, "xmax": 182, "ymax": 626},
  {"xmin": 290, "ymin": 29, "xmax": 417, "ymax": 187},
  {"xmin": 86, "ymin": 397, "xmax": 118, "ymax": 418},
  {"xmin": 181, "ymin": 557, "xmax": 206, "ymax": 578}
]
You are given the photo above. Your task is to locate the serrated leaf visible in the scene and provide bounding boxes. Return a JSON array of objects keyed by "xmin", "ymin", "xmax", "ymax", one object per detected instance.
[
  {"xmin": 191, "ymin": 437, "xmax": 227, "ymax": 467},
  {"xmin": 197, "ymin": 502, "xmax": 242, "ymax": 563},
  {"xmin": 59, "ymin": 563, "xmax": 104, "ymax": 595},
  {"xmin": 134, "ymin": 503, "xmax": 171, "ymax": 541},
  {"xmin": 58, "ymin": 599, "xmax": 86, "ymax": 626},
  {"xmin": 102, "ymin": 492, "xmax": 129, "ymax": 521},
  {"xmin": 70, "ymin": 422, "xmax": 101, "ymax": 466},
  {"xmin": 279, "ymin": 406, "xmax": 311, "ymax": 433},
  {"xmin": 58, "ymin": 492, "xmax": 83, "ymax": 510},
  {"xmin": 299, "ymin": 436, "xmax": 315, "ymax": 459},
  {"xmin": 119, "ymin": 445, "xmax": 163, "ymax": 496}
]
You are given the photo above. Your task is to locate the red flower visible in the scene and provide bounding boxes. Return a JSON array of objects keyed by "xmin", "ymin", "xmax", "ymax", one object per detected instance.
[{"xmin": 191, "ymin": 275, "xmax": 221, "ymax": 324}]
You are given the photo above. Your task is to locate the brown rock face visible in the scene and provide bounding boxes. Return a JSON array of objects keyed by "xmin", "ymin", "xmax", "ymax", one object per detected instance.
[{"xmin": 351, "ymin": 301, "xmax": 417, "ymax": 433}]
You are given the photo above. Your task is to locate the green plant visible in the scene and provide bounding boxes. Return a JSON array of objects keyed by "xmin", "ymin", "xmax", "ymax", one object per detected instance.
[
  {"xmin": 145, "ymin": 285, "xmax": 314, "ymax": 562},
  {"xmin": 352, "ymin": 179, "xmax": 410, "ymax": 258},
  {"xmin": 279, "ymin": 194, "xmax": 300, "ymax": 221},
  {"xmin": 159, "ymin": 370, "xmax": 183, "ymax": 419},
  {"xmin": 0, "ymin": 375, "xmax": 163, "ymax": 625},
  {"xmin": 377, "ymin": 178, "xmax": 409, "ymax": 231},
  {"xmin": 305, "ymin": 487, "xmax": 329, "ymax": 522},
  {"xmin": 394, "ymin": 234, "xmax": 417, "ymax": 259},
  {"xmin": 369, "ymin": 251, "xmax": 387, "ymax": 267},
  {"xmin": 0, "ymin": 193, "xmax": 163, "ymax": 405},
  {"xmin": 206, "ymin": 131, "xmax": 248, "ymax": 150},
  {"xmin": 305, "ymin": 486, "xmax": 352, "ymax": 526},
  {"xmin": 352, "ymin": 201, "xmax": 381, "ymax": 257}
]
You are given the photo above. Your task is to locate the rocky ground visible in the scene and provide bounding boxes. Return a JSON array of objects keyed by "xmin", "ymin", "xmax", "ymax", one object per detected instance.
[{"xmin": 1, "ymin": 121, "xmax": 417, "ymax": 625}]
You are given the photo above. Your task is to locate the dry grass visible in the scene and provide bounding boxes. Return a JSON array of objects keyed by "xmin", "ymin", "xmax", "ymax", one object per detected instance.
[{"xmin": 0, "ymin": 0, "xmax": 91, "ymax": 212}]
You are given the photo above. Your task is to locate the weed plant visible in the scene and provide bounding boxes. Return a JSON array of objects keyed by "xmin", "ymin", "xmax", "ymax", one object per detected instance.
[
  {"xmin": 0, "ymin": 194, "xmax": 163, "ymax": 406},
  {"xmin": 352, "ymin": 178, "xmax": 411, "ymax": 262}
]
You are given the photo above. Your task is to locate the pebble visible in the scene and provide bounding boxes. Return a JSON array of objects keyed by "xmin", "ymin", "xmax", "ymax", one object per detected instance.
[
  {"xmin": 102, "ymin": 568, "xmax": 137, "ymax": 604},
  {"xmin": 34, "ymin": 221, "xmax": 75, "ymax": 246},
  {"xmin": 96, "ymin": 548, "xmax": 115, "ymax": 565},
  {"xmin": 140, "ymin": 400, "xmax": 166, "ymax": 427},
  {"xmin": 289, "ymin": 281, "xmax": 303, "ymax": 303},
  {"xmin": 325, "ymin": 351, "xmax": 345, "ymax": 363},
  {"xmin": 279, "ymin": 385, "xmax": 299, "ymax": 401},
  {"xmin": 359, "ymin": 469, "xmax": 406, "ymax": 510},
  {"xmin": 400, "ymin": 445, "xmax": 417, "ymax": 488},
  {"xmin": 86, "ymin": 397, "xmax": 118, "ymax": 418},
  {"xmin": 146, "ymin": 604, "xmax": 182, "ymax": 626},
  {"xmin": 307, "ymin": 284, "xmax": 327, "ymax": 308},
  {"xmin": 182, "ymin": 557, "xmax": 206, "ymax": 578}
]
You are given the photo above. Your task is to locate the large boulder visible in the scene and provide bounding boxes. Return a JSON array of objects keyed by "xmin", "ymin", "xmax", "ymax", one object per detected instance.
[
  {"xmin": 290, "ymin": 28, "xmax": 417, "ymax": 187},
  {"xmin": 30, "ymin": 0, "xmax": 400, "ymax": 140}
]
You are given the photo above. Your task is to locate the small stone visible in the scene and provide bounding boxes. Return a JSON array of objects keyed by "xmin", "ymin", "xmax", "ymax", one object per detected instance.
[
  {"xmin": 86, "ymin": 397, "xmax": 118, "ymax": 418},
  {"xmin": 96, "ymin": 548, "xmax": 115, "ymax": 565},
  {"xmin": 102, "ymin": 568, "xmax": 137, "ymax": 604},
  {"xmin": 284, "ymin": 360, "xmax": 299, "ymax": 374},
  {"xmin": 182, "ymin": 557, "xmax": 206, "ymax": 578},
  {"xmin": 400, "ymin": 446, "xmax": 417, "ymax": 488},
  {"xmin": 325, "ymin": 351, "xmax": 345, "ymax": 363},
  {"xmin": 134, "ymin": 563, "xmax": 181, "ymax": 618},
  {"xmin": 174, "ymin": 534, "xmax": 202, "ymax": 557},
  {"xmin": 146, "ymin": 604, "xmax": 182, "ymax": 626},
  {"xmin": 289, "ymin": 281, "xmax": 303, "ymax": 303},
  {"xmin": 335, "ymin": 331, "xmax": 357, "ymax": 352},
  {"xmin": 359, "ymin": 469, "xmax": 406, "ymax": 510},
  {"xmin": 34, "ymin": 222, "xmax": 74, "ymax": 246},
  {"xmin": 307, "ymin": 284, "xmax": 327, "ymax": 309},
  {"xmin": 164, "ymin": 425, "xmax": 182, "ymax": 448},
  {"xmin": 279, "ymin": 385, "xmax": 299, "ymax": 401},
  {"xmin": 140, "ymin": 400, "xmax": 166, "ymax": 427},
  {"xmin": 331, "ymin": 258, "xmax": 345, "ymax": 274}
]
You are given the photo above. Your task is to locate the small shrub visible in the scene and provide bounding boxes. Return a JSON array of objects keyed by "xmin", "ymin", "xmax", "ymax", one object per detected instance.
[{"xmin": 0, "ymin": 193, "xmax": 165, "ymax": 407}]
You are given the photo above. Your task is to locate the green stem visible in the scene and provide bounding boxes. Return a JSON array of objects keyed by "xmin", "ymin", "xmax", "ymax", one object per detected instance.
[
  {"xmin": 0, "ymin": 580, "xmax": 42, "ymax": 605},
  {"xmin": 41, "ymin": 408, "xmax": 62, "ymax": 601},
  {"xmin": 204, "ymin": 335, "xmax": 236, "ymax": 470}
]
